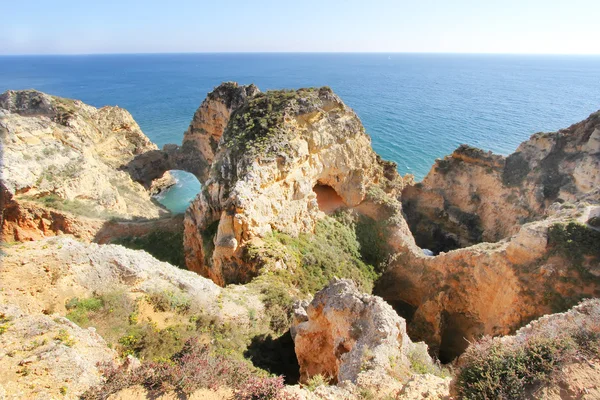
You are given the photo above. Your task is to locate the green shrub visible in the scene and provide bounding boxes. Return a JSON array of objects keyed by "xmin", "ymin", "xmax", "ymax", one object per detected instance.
[
  {"xmin": 65, "ymin": 297, "xmax": 105, "ymax": 325},
  {"xmin": 548, "ymin": 221, "xmax": 600, "ymax": 266},
  {"xmin": 145, "ymin": 290, "xmax": 191, "ymax": 314},
  {"xmin": 258, "ymin": 217, "xmax": 379, "ymax": 294},
  {"xmin": 455, "ymin": 301, "xmax": 600, "ymax": 399},
  {"xmin": 304, "ymin": 374, "xmax": 330, "ymax": 391}
]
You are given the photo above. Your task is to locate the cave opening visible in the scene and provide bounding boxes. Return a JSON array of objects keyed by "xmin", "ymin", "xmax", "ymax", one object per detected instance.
[
  {"xmin": 313, "ymin": 184, "xmax": 346, "ymax": 214},
  {"xmin": 386, "ymin": 299, "xmax": 418, "ymax": 323},
  {"xmin": 438, "ymin": 311, "xmax": 481, "ymax": 364},
  {"xmin": 244, "ymin": 331, "xmax": 300, "ymax": 384},
  {"xmin": 401, "ymin": 196, "xmax": 486, "ymax": 255}
]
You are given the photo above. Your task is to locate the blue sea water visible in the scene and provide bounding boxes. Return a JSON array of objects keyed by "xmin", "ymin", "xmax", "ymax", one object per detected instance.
[{"xmin": 1, "ymin": 53, "xmax": 599, "ymax": 213}]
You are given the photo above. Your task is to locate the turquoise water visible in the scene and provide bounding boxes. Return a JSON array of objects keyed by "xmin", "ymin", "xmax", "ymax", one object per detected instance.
[
  {"xmin": 1, "ymin": 54, "xmax": 599, "ymax": 213},
  {"xmin": 153, "ymin": 170, "xmax": 201, "ymax": 214}
]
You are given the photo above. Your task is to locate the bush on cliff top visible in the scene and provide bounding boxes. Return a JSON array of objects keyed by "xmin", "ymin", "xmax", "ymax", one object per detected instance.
[
  {"xmin": 223, "ymin": 88, "xmax": 323, "ymax": 160},
  {"xmin": 547, "ymin": 220, "xmax": 600, "ymax": 266},
  {"xmin": 455, "ymin": 300, "xmax": 600, "ymax": 399}
]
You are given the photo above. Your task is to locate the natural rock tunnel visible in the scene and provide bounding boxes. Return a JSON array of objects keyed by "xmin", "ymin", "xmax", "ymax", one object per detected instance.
[{"xmin": 125, "ymin": 144, "xmax": 208, "ymax": 189}]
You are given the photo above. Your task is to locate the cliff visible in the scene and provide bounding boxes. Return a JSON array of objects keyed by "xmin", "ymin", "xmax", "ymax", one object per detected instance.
[
  {"xmin": 402, "ymin": 111, "xmax": 600, "ymax": 251},
  {"xmin": 0, "ymin": 236, "xmax": 266, "ymax": 398},
  {"xmin": 378, "ymin": 111, "xmax": 600, "ymax": 361},
  {"xmin": 182, "ymin": 84, "xmax": 408, "ymax": 285},
  {"xmin": 0, "ymin": 90, "xmax": 170, "ymax": 242}
]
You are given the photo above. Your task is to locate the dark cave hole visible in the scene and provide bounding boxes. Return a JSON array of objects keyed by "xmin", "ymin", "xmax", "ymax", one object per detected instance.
[
  {"xmin": 244, "ymin": 331, "xmax": 300, "ymax": 384},
  {"xmin": 313, "ymin": 184, "xmax": 346, "ymax": 214},
  {"xmin": 438, "ymin": 311, "xmax": 479, "ymax": 364},
  {"xmin": 387, "ymin": 299, "xmax": 417, "ymax": 323}
]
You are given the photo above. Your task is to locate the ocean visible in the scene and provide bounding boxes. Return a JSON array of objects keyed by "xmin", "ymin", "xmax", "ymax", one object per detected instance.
[{"xmin": 1, "ymin": 53, "xmax": 599, "ymax": 213}]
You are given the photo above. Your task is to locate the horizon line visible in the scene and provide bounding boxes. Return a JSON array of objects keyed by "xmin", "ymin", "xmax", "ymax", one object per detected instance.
[{"xmin": 2, "ymin": 51, "xmax": 600, "ymax": 57}]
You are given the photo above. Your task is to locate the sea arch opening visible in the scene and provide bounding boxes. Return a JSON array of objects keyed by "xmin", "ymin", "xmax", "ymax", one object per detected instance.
[{"xmin": 153, "ymin": 170, "xmax": 201, "ymax": 214}]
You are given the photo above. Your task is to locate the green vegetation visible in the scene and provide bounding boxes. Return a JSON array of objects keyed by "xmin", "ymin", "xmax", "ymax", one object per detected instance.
[
  {"xmin": 305, "ymin": 374, "xmax": 330, "ymax": 391},
  {"xmin": 548, "ymin": 221, "xmax": 600, "ymax": 266},
  {"xmin": 408, "ymin": 346, "xmax": 450, "ymax": 378},
  {"xmin": 65, "ymin": 290, "xmax": 262, "ymax": 362},
  {"xmin": 247, "ymin": 216, "xmax": 378, "ymax": 295},
  {"xmin": 65, "ymin": 297, "xmax": 104, "ymax": 325},
  {"xmin": 0, "ymin": 313, "xmax": 11, "ymax": 335},
  {"xmin": 113, "ymin": 227, "xmax": 186, "ymax": 269},
  {"xmin": 256, "ymin": 280, "xmax": 294, "ymax": 334},
  {"xmin": 145, "ymin": 290, "xmax": 191, "ymax": 313},
  {"xmin": 54, "ymin": 329, "xmax": 76, "ymax": 347},
  {"xmin": 223, "ymin": 88, "xmax": 323, "ymax": 160},
  {"xmin": 502, "ymin": 152, "xmax": 530, "ymax": 186},
  {"xmin": 455, "ymin": 300, "xmax": 600, "ymax": 399}
]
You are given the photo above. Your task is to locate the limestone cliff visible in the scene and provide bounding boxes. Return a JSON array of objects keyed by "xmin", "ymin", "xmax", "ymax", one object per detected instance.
[
  {"xmin": 289, "ymin": 279, "xmax": 450, "ymax": 399},
  {"xmin": 0, "ymin": 90, "xmax": 169, "ymax": 242},
  {"xmin": 378, "ymin": 111, "xmax": 600, "ymax": 362},
  {"xmin": 0, "ymin": 236, "xmax": 266, "ymax": 398},
  {"xmin": 183, "ymin": 84, "xmax": 407, "ymax": 285},
  {"xmin": 402, "ymin": 111, "xmax": 600, "ymax": 252}
]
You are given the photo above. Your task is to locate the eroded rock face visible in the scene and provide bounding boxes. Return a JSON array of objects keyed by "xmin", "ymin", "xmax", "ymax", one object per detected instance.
[
  {"xmin": 125, "ymin": 82, "xmax": 260, "ymax": 188},
  {"xmin": 0, "ymin": 304, "xmax": 117, "ymax": 399},
  {"xmin": 0, "ymin": 236, "xmax": 267, "ymax": 398},
  {"xmin": 402, "ymin": 111, "xmax": 600, "ymax": 252},
  {"xmin": 183, "ymin": 85, "xmax": 407, "ymax": 285},
  {"xmin": 292, "ymin": 279, "xmax": 428, "ymax": 385},
  {"xmin": 378, "ymin": 111, "xmax": 600, "ymax": 361},
  {"xmin": 0, "ymin": 90, "xmax": 169, "ymax": 242}
]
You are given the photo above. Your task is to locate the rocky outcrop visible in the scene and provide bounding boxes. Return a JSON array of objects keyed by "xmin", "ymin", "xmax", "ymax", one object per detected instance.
[
  {"xmin": 293, "ymin": 280, "xmax": 427, "ymax": 383},
  {"xmin": 183, "ymin": 84, "xmax": 407, "ymax": 285},
  {"xmin": 0, "ymin": 90, "xmax": 170, "ymax": 242},
  {"xmin": 0, "ymin": 236, "xmax": 261, "ymax": 324},
  {"xmin": 0, "ymin": 236, "xmax": 266, "ymax": 398},
  {"xmin": 402, "ymin": 111, "xmax": 600, "ymax": 252},
  {"xmin": 290, "ymin": 279, "xmax": 449, "ymax": 399},
  {"xmin": 125, "ymin": 82, "xmax": 260, "ymax": 188},
  {"xmin": 378, "ymin": 111, "xmax": 600, "ymax": 362},
  {"xmin": 0, "ymin": 304, "xmax": 117, "ymax": 399},
  {"xmin": 452, "ymin": 299, "xmax": 600, "ymax": 399}
]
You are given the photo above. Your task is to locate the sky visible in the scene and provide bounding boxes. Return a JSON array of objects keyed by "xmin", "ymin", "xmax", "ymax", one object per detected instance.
[{"xmin": 2, "ymin": 0, "xmax": 600, "ymax": 55}]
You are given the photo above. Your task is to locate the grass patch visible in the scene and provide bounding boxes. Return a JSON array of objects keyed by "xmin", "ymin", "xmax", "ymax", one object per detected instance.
[
  {"xmin": 113, "ymin": 228, "xmax": 186, "ymax": 269},
  {"xmin": 248, "ymin": 216, "xmax": 379, "ymax": 295}
]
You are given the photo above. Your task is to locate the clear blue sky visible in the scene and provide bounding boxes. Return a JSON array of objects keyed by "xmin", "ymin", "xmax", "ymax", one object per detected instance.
[{"xmin": 2, "ymin": 0, "xmax": 599, "ymax": 55}]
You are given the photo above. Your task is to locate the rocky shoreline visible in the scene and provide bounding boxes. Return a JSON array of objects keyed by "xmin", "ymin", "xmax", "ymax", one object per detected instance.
[{"xmin": 1, "ymin": 84, "xmax": 598, "ymax": 399}]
